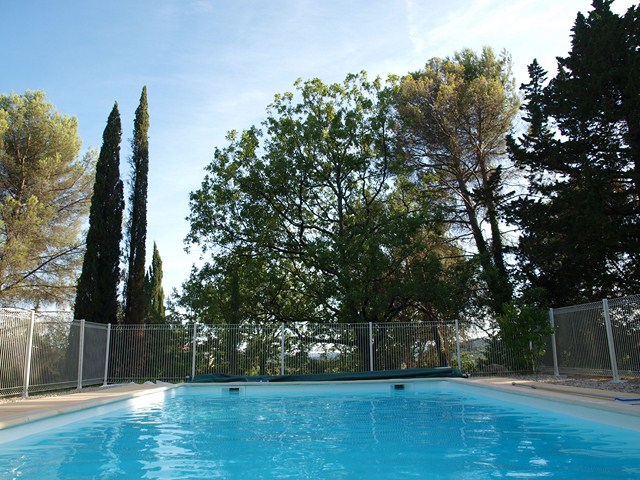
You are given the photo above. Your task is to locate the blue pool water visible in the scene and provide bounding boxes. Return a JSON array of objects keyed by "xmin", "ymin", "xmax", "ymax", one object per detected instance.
[{"xmin": 1, "ymin": 381, "xmax": 640, "ymax": 479}]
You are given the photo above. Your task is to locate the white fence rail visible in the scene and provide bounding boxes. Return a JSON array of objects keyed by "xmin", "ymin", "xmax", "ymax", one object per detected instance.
[
  {"xmin": 544, "ymin": 295, "xmax": 640, "ymax": 381},
  {"xmin": 2, "ymin": 294, "xmax": 639, "ymax": 397}
]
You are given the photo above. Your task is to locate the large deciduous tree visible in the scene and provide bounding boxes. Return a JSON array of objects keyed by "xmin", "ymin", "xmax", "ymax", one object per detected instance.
[
  {"xmin": 183, "ymin": 73, "xmax": 471, "ymax": 329},
  {"xmin": 508, "ymin": 1, "xmax": 640, "ymax": 305},
  {"xmin": 0, "ymin": 91, "xmax": 94, "ymax": 306},
  {"xmin": 125, "ymin": 87, "xmax": 150, "ymax": 324},
  {"xmin": 74, "ymin": 103, "xmax": 124, "ymax": 323},
  {"xmin": 396, "ymin": 47, "xmax": 520, "ymax": 315}
]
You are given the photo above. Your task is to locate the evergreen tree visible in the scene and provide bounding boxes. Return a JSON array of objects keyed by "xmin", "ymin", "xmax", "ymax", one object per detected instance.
[
  {"xmin": 145, "ymin": 241, "xmax": 165, "ymax": 324},
  {"xmin": 125, "ymin": 87, "xmax": 150, "ymax": 324},
  {"xmin": 509, "ymin": 1, "xmax": 640, "ymax": 305},
  {"xmin": 74, "ymin": 103, "xmax": 124, "ymax": 323},
  {"xmin": 0, "ymin": 91, "xmax": 94, "ymax": 305},
  {"xmin": 397, "ymin": 47, "xmax": 520, "ymax": 315}
]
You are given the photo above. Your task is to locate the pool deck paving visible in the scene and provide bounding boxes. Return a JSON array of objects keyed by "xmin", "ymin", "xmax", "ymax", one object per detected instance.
[
  {"xmin": 0, "ymin": 383, "xmax": 176, "ymax": 430},
  {"xmin": 464, "ymin": 376, "xmax": 640, "ymax": 418},
  {"xmin": 1, "ymin": 377, "xmax": 640, "ymax": 433}
]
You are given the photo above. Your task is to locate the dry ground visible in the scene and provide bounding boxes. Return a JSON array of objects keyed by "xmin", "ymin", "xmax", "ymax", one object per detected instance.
[{"xmin": 511, "ymin": 374, "xmax": 640, "ymax": 395}]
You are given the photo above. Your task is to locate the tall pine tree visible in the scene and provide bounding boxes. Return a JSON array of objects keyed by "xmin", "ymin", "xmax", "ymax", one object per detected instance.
[
  {"xmin": 125, "ymin": 87, "xmax": 150, "ymax": 324},
  {"xmin": 397, "ymin": 47, "xmax": 520, "ymax": 315},
  {"xmin": 509, "ymin": 1, "xmax": 640, "ymax": 305},
  {"xmin": 145, "ymin": 242, "xmax": 165, "ymax": 324},
  {"xmin": 74, "ymin": 103, "xmax": 124, "ymax": 323}
]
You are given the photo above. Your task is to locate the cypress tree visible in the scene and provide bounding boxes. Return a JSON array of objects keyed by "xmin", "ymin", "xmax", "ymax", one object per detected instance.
[
  {"xmin": 509, "ymin": 1, "xmax": 640, "ymax": 304},
  {"xmin": 125, "ymin": 87, "xmax": 150, "ymax": 324},
  {"xmin": 145, "ymin": 242, "xmax": 166, "ymax": 324},
  {"xmin": 74, "ymin": 103, "xmax": 124, "ymax": 323}
]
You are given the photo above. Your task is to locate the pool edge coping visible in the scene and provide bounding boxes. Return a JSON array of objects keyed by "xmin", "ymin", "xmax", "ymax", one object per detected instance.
[
  {"xmin": 2, "ymin": 377, "xmax": 639, "ymax": 432},
  {"xmin": 0, "ymin": 384, "xmax": 179, "ymax": 431},
  {"xmin": 452, "ymin": 377, "xmax": 640, "ymax": 418}
]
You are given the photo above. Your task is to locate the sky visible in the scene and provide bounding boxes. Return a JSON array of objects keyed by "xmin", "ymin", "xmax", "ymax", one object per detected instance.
[{"xmin": 1, "ymin": 0, "xmax": 636, "ymax": 298}]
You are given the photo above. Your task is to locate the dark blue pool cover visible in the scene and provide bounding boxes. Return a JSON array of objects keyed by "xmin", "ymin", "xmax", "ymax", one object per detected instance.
[{"xmin": 190, "ymin": 367, "xmax": 464, "ymax": 383}]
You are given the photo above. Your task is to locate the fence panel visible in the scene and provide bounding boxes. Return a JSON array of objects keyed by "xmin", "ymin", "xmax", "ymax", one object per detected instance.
[
  {"xmin": 283, "ymin": 323, "xmax": 370, "ymax": 374},
  {"xmin": 374, "ymin": 322, "xmax": 457, "ymax": 371},
  {"xmin": 606, "ymin": 295, "xmax": 640, "ymax": 378},
  {"xmin": 551, "ymin": 301, "xmax": 612, "ymax": 376},
  {"xmin": 456, "ymin": 321, "xmax": 545, "ymax": 376},
  {"xmin": 82, "ymin": 322, "xmax": 109, "ymax": 387},
  {"xmin": 0, "ymin": 310, "xmax": 32, "ymax": 397},
  {"xmin": 27, "ymin": 314, "xmax": 77, "ymax": 394},
  {"xmin": 108, "ymin": 324, "xmax": 193, "ymax": 383},
  {"xmin": 196, "ymin": 323, "xmax": 282, "ymax": 377}
]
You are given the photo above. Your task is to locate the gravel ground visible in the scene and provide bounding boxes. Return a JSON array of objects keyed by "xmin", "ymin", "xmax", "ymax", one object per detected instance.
[
  {"xmin": 3, "ymin": 375, "xmax": 640, "ymax": 404},
  {"xmin": 509, "ymin": 374, "xmax": 640, "ymax": 395}
]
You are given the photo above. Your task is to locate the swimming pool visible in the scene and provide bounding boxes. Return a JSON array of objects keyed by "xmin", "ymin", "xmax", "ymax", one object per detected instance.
[{"xmin": 1, "ymin": 380, "xmax": 639, "ymax": 479}]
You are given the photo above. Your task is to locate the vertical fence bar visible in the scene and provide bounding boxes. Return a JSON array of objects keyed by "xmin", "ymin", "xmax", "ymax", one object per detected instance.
[
  {"xmin": 280, "ymin": 322, "xmax": 285, "ymax": 375},
  {"xmin": 103, "ymin": 323, "xmax": 112, "ymax": 386},
  {"xmin": 549, "ymin": 308, "xmax": 559, "ymax": 377},
  {"xmin": 368, "ymin": 322, "xmax": 374, "ymax": 372},
  {"xmin": 77, "ymin": 319, "xmax": 86, "ymax": 391},
  {"xmin": 191, "ymin": 323, "xmax": 198, "ymax": 380},
  {"xmin": 455, "ymin": 320, "xmax": 462, "ymax": 372},
  {"xmin": 529, "ymin": 340, "xmax": 535, "ymax": 372},
  {"xmin": 22, "ymin": 311, "xmax": 36, "ymax": 398},
  {"xmin": 602, "ymin": 298, "xmax": 621, "ymax": 382}
]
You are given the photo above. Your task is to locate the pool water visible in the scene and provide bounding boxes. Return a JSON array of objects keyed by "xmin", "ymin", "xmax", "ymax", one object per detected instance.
[{"xmin": 1, "ymin": 382, "xmax": 640, "ymax": 479}]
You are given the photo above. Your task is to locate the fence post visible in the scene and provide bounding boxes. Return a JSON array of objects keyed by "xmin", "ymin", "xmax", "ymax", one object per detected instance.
[
  {"xmin": 77, "ymin": 319, "xmax": 85, "ymax": 391},
  {"xmin": 280, "ymin": 323, "xmax": 285, "ymax": 375},
  {"xmin": 22, "ymin": 311, "xmax": 36, "ymax": 398},
  {"xmin": 103, "ymin": 323, "xmax": 112, "ymax": 386},
  {"xmin": 455, "ymin": 320, "xmax": 462, "ymax": 372},
  {"xmin": 191, "ymin": 323, "xmax": 198, "ymax": 380},
  {"xmin": 529, "ymin": 340, "xmax": 535, "ymax": 373},
  {"xmin": 369, "ymin": 322, "xmax": 374, "ymax": 372},
  {"xmin": 549, "ymin": 308, "xmax": 559, "ymax": 377},
  {"xmin": 602, "ymin": 298, "xmax": 621, "ymax": 382}
]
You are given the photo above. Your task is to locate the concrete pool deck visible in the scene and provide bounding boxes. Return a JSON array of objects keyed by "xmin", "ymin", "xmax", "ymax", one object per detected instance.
[
  {"xmin": 464, "ymin": 377, "xmax": 640, "ymax": 416},
  {"xmin": 1, "ymin": 378, "xmax": 640, "ymax": 433},
  {"xmin": 0, "ymin": 383, "xmax": 177, "ymax": 430}
]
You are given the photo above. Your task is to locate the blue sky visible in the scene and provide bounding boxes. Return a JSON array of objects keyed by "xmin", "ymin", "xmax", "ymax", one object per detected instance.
[{"xmin": 1, "ymin": 0, "xmax": 635, "ymax": 297}]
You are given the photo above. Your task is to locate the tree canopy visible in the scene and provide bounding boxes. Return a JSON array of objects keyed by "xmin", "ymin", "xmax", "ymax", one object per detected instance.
[
  {"xmin": 0, "ymin": 91, "xmax": 94, "ymax": 306},
  {"xmin": 183, "ymin": 73, "xmax": 473, "ymax": 326},
  {"xmin": 396, "ymin": 47, "xmax": 520, "ymax": 315},
  {"xmin": 125, "ymin": 87, "xmax": 150, "ymax": 324},
  {"xmin": 74, "ymin": 102, "xmax": 124, "ymax": 323},
  {"xmin": 145, "ymin": 241, "xmax": 166, "ymax": 324},
  {"xmin": 508, "ymin": 0, "xmax": 640, "ymax": 305}
]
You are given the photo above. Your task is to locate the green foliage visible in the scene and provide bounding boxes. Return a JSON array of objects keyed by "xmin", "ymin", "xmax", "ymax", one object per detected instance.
[
  {"xmin": 396, "ymin": 47, "xmax": 520, "ymax": 315},
  {"xmin": 0, "ymin": 91, "xmax": 95, "ymax": 306},
  {"xmin": 493, "ymin": 302, "xmax": 552, "ymax": 371},
  {"xmin": 125, "ymin": 87, "xmax": 150, "ymax": 324},
  {"xmin": 458, "ymin": 351, "xmax": 479, "ymax": 374},
  {"xmin": 74, "ymin": 103, "xmax": 124, "ymax": 323},
  {"xmin": 182, "ymin": 73, "xmax": 472, "ymax": 327},
  {"xmin": 145, "ymin": 242, "xmax": 166, "ymax": 324},
  {"xmin": 509, "ymin": 1, "xmax": 640, "ymax": 305}
]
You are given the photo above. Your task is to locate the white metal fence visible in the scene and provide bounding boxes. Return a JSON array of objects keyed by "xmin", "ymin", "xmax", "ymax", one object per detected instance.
[
  {"xmin": 544, "ymin": 295, "xmax": 640, "ymax": 381},
  {"xmin": 107, "ymin": 321, "xmax": 468, "ymax": 383},
  {"xmin": 1, "ymin": 294, "xmax": 639, "ymax": 397},
  {"xmin": 0, "ymin": 312, "xmax": 111, "ymax": 397}
]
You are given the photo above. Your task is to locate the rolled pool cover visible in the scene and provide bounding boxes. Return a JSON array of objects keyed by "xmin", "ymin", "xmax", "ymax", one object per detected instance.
[{"xmin": 190, "ymin": 367, "xmax": 464, "ymax": 383}]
